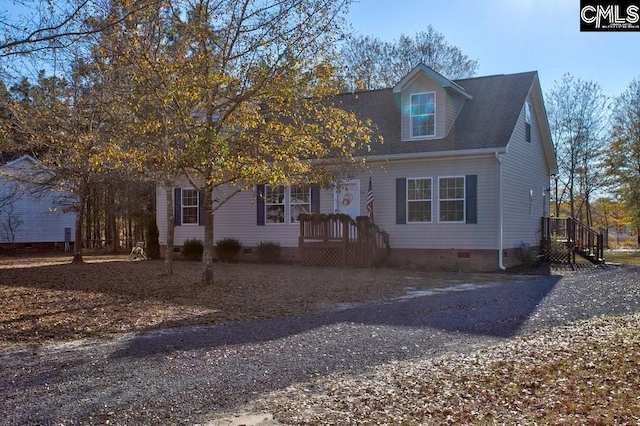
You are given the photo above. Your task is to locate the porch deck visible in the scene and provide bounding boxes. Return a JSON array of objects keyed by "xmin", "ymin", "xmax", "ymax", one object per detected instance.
[{"xmin": 298, "ymin": 214, "xmax": 390, "ymax": 267}]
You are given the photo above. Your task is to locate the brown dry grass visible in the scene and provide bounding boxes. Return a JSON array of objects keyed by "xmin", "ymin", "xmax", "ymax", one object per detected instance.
[
  {"xmin": 267, "ymin": 313, "xmax": 640, "ymax": 425},
  {"xmin": 0, "ymin": 254, "xmax": 529, "ymax": 348}
]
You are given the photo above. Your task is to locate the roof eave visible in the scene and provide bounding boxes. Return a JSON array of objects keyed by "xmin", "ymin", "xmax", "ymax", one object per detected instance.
[
  {"xmin": 530, "ymin": 75, "xmax": 558, "ymax": 175},
  {"xmin": 392, "ymin": 63, "xmax": 473, "ymax": 100}
]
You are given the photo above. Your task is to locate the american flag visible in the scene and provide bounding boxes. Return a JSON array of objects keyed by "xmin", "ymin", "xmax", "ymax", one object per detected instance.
[{"xmin": 366, "ymin": 177, "xmax": 374, "ymax": 221}]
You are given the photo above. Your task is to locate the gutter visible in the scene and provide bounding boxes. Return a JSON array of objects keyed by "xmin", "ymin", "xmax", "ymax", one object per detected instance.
[
  {"xmin": 362, "ymin": 147, "xmax": 507, "ymax": 164},
  {"xmin": 496, "ymin": 152, "xmax": 506, "ymax": 270}
]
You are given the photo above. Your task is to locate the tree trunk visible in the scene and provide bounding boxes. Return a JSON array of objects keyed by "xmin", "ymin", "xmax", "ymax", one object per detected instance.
[
  {"xmin": 85, "ymin": 189, "xmax": 92, "ymax": 250},
  {"xmin": 164, "ymin": 181, "xmax": 174, "ymax": 275},
  {"xmin": 201, "ymin": 185, "xmax": 214, "ymax": 285},
  {"xmin": 72, "ymin": 189, "xmax": 87, "ymax": 264},
  {"xmin": 108, "ymin": 186, "xmax": 118, "ymax": 253}
]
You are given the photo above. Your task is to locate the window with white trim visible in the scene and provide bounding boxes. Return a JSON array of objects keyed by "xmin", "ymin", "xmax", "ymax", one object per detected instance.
[
  {"xmin": 182, "ymin": 188, "xmax": 199, "ymax": 224},
  {"xmin": 439, "ymin": 177, "xmax": 465, "ymax": 222},
  {"xmin": 410, "ymin": 92, "xmax": 435, "ymax": 138},
  {"xmin": 265, "ymin": 185, "xmax": 286, "ymax": 224},
  {"xmin": 265, "ymin": 184, "xmax": 312, "ymax": 224},
  {"xmin": 407, "ymin": 178, "xmax": 432, "ymax": 222},
  {"xmin": 289, "ymin": 185, "xmax": 311, "ymax": 223}
]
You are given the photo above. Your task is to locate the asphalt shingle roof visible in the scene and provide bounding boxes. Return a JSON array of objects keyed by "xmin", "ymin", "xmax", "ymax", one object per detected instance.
[{"xmin": 333, "ymin": 71, "xmax": 538, "ymax": 157}]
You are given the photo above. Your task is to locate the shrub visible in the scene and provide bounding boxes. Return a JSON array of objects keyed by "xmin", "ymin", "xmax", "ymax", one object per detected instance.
[
  {"xmin": 182, "ymin": 238, "xmax": 204, "ymax": 261},
  {"xmin": 519, "ymin": 244, "xmax": 538, "ymax": 269},
  {"xmin": 146, "ymin": 217, "xmax": 161, "ymax": 259},
  {"xmin": 215, "ymin": 237, "xmax": 242, "ymax": 262},
  {"xmin": 257, "ymin": 241, "xmax": 281, "ymax": 263}
]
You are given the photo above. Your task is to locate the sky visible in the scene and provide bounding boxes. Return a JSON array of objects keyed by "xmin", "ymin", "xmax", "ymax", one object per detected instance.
[
  {"xmin": 346, "ymin": 0, "xmax": 640, "ymax": 99},
  {"xmin": 2, "ymin": 0, "xmax": 638, "ymax": 99}
]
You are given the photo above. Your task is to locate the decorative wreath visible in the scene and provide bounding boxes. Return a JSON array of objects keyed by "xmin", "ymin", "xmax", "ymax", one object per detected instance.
[{"xmin": 342, "ymin": 192, "xmax": 353, "ymax": 206}]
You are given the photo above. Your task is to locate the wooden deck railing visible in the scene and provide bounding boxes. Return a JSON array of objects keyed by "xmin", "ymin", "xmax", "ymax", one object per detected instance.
[
  {"xmin": 298, "ymin": 213, "xmax": 390, "ymax": 267},
  {"xmin": 541, "ymin": 217, "xmax": 605, "ymax": 265}
]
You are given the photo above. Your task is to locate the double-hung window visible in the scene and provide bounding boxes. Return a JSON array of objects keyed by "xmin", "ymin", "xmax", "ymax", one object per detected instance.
[
  {"xmin": 264, "ymin": 184, "xmax": 311, "ymax": 224},
  {"xmin": 410, "ymin": 92, "xmax": 435, "ymax": 138},
  {"xmin": 265, "ymin": 185, "xmax": 286, "ymax": 224},
  {"xmin": 439, "ymin": 177, "xmax": 465, "ymax": 222},
  {"xmin": 407, "ymin": 178, "xmax": 432, "ymax": 222},
  {"xmin": 289, "ymin": 185, "xmax": 311, "ymax": 223},
  {"xmin": 181, "ymin": 188, "xmax": 199, "ymax": 224}
]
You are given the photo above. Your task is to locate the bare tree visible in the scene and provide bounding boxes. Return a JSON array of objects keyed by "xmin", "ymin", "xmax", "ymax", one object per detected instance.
[
  {"xmin": 0, "ymin": 0, "xmax": 163, "ymax": 57},
  {"xmin": 546, "ymin": 74, "xmax": 610, "ymax": 224},
  {"xmin": 0, "ymin": 203, "xmax": 24, "ymax": 242},
  {"xmin": 339, "ymin": 26, "xmax": 479, "ymax": 91},
  {"xmin": 605, "ymin": 78, "xmax": 640, "ymax": 243}
]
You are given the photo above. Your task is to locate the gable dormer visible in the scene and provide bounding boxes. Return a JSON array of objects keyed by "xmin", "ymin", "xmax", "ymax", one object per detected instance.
[{"xmin": 393, "ymin": 64, "xmax": 472, "ymax": 141}]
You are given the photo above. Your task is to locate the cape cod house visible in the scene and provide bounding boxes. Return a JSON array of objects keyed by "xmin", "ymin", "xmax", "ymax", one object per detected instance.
[{"xmin": 157, "ymin": 64, "xmax": 560, "ymax": 271}]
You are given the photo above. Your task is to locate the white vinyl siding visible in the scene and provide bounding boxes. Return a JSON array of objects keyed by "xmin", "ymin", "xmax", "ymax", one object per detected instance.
[
  {"xmin": 407, "ymin": 178, "xmax": 432, "ymax": 223},
  {"xmin": 0, "ymin": 157, "xmax": 76, "ymax": 243},
  {"xmin": 371, "ymin": 157, "xmax": 496, "ymax": 250},
  {"xmin": 445, "ymin": 92, "xmax": 466, "ymax": 135},
  {"xmin": 157, "ymin": 158, "xmax": 497, "ymax": 250},
  {"xmin": 501, "ymin": 91, "xmax": 551, "ymax": 249}
]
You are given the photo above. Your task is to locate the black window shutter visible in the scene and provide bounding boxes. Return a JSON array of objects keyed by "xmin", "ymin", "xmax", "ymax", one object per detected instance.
[
  {"xmin": 396, "ymin": 178, "xmax": 406, "ymax": 224},
  {"xmin": 525, "ymin": 123, "xmax": 531, "ymax": 142},
  {"xmin": 174, "ymin": 188, "xmax": 182, "ymax": 226},
  {"xmin": 198, "ymin": 191, "xmax": 204, "ymax": 226},
  {"xmin": 466, "ymin": 175, "xmax": 477, "ymax": 224},
  {"xmin": 256, "ymin": 184, "xmax": 266, "ymax": 225},
  {"xmin": 311, "ymin": 185, "xmax": 320, "ymax": 213}
]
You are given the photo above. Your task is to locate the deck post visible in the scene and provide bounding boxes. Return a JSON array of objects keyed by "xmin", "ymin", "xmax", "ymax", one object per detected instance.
[{"xmin": 342, "ymin": 217, "xmax": 349, "ymax": 266}]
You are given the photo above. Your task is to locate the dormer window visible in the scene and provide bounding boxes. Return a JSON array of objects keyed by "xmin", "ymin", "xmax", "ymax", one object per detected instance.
[{"xmin": 410, "ymin": 92, "xmax": 436, "ymax": 138}]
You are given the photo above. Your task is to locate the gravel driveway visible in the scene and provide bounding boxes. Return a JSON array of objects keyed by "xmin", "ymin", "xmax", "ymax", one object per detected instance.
[{"xmin": 2, "ymin": 265, "xmax": 639, "ymax": 425}]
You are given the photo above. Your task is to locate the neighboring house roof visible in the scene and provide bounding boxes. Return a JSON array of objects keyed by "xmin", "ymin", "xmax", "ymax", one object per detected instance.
[
  {"xmin": 3, "ymin": 154, "xmax": 39, "ymax": 168},
  {"xmin": 333, "ymin": 69, "xmax": 543, "ymax": 158}
]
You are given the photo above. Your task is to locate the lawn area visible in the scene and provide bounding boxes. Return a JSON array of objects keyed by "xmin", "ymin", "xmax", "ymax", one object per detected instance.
[
  {"xmin": 0, "ymin": 253, "xmax": 531, "ymax": 348},
  {"xmin": 605, "ymin": 249, "xmax": 640, "ymax": 266},
  {"xmin": 3, "ymin": 254, "xmax": 640, "ymax": 424}
]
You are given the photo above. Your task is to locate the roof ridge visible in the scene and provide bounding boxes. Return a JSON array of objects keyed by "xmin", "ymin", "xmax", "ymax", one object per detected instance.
[{"xmin": 455, "ymin": 70, "xmax": 537, "ymax": 84}]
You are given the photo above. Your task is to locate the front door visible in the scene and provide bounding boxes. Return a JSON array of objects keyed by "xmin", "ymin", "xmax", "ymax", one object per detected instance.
[{"xmin": 335, "ymin": 180, "xmax": 360, "ymax": 219}]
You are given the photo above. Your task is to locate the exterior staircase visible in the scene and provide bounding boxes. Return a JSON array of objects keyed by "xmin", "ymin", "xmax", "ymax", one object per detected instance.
[{"xmin": 541, "ymin": 217, "xmax": 605, "ymax": 266}]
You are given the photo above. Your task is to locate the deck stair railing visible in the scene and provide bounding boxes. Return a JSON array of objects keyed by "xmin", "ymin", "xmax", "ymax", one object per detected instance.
[
  {"xmin": 298, "ymin": 213, "xmax": 390, "ymax": 267},
  {"xmin": 541, "ymin": 217, "xmax": 605, "ymax": 265}
]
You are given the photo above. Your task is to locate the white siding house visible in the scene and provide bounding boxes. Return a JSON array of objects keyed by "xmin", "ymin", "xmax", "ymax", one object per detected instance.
[
  {"xmin": 0, "ymin": 155, "xmax": 75, "ymax": 246},
  {"xmin": 157, "ymin": 64, "xmax": 557, "ymax": 270}
]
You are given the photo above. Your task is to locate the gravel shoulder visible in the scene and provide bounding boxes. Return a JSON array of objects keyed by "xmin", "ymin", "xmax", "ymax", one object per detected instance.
[{"xmin": 1, "ymin": 257, "xmax": 639, "ymax": 425}]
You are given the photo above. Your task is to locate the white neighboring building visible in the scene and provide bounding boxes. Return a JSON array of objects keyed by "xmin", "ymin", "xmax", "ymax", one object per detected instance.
[{"xmin": 0, "ymin": 155, "xmax": 75, "ymax": 247}]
